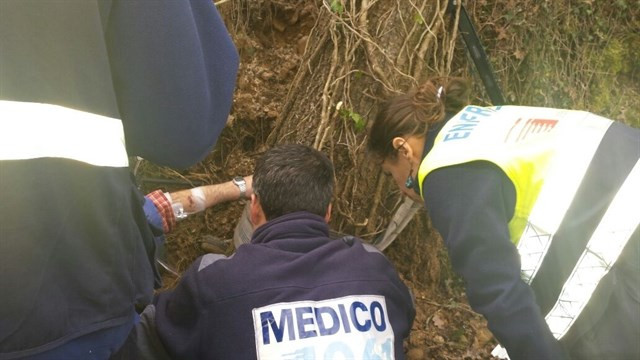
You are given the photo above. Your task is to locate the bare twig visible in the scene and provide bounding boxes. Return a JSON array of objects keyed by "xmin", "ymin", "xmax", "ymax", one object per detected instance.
[{"xmin": 314, "ymin": 20, "xmax": 340, "ymax": 149}]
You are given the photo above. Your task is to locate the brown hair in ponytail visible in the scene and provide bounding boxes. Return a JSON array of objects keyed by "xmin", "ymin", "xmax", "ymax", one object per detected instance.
[{"xmin": 367, "ymin": 77, "xmax": 470, "ymax": 161}]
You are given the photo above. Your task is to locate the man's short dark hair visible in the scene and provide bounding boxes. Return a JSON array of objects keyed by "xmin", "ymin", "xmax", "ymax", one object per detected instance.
[{"xmin": 253, "ymin": 144, "xmax": 334, "ymax": 220}]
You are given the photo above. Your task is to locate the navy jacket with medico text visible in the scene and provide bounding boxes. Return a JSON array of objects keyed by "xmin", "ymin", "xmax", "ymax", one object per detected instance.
[
  {"xmin": 0, "ymin": 0, "xmax": 238, "ymax": 358},
  {"xmin": 135, "ymin": 212, "xmax": 416, "ymax": 359}
]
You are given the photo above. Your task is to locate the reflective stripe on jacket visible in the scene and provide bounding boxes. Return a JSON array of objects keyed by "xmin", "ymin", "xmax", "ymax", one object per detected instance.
[
  {"xmin": 0, "ymin": 101, "xmax": 128, "ymax": 167},
  {"xmin": 0, "ymin": 101, "xmax": 157, "ymax": 357}
]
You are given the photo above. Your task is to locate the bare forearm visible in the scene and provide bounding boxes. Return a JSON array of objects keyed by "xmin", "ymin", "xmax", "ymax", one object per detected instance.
[{"xmin": 169, "ymin": 175, "xmax": 253, "ymax": 214}]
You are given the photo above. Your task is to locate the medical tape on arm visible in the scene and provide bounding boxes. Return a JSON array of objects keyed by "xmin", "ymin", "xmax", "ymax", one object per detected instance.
[{"xmin": 188, "ymin": 187, "xmax": 207, "ymax": 214}]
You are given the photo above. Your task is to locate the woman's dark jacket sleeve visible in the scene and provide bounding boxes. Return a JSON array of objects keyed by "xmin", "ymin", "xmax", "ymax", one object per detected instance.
[{"xmin": 423, "ymin": 161, "xmax": 567, "ymax": 359}]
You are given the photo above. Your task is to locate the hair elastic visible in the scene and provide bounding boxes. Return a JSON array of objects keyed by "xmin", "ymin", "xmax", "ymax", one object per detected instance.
[{"xmin": 436, "ymin": 86, "xmax": 444, "ymax": 99}]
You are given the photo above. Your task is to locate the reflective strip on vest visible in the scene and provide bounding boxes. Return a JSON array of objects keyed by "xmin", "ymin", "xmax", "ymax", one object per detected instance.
[
  {"xmin": 0, "ymin": 100, "xmax": 128, "ymax": 167},
  {"xmin": 516, "ymin": 114, "xmax": 608, "ymax": 283},
  {"xmin": 545, "ymin": 159, "xmax": 640, "ymax": 338}
]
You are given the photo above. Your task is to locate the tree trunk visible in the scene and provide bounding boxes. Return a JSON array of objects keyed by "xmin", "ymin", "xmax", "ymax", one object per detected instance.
[{"xmin": 230, "ymin": 0, "xmax": 469, "ymax": 288}]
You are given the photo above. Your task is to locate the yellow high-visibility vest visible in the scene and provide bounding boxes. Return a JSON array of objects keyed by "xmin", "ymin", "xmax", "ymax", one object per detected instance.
[{"xmin": 418, "ymin": 105, "xmax": 640, "ymax": 340}]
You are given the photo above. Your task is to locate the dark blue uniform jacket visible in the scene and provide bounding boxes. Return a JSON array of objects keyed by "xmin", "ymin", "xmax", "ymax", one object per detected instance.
[
  {"xmin": 0, "ymin": 0, "xmax": 238, "ymax": 357},
  {"xmin": 140, "ymin": 212, "xmax": 416, "ymax": 359}
]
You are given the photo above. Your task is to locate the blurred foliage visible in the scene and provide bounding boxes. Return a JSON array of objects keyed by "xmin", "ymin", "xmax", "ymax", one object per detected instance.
[{"xmin": 468, "ymin": 0, "xmax": 639, "ymax": 127}]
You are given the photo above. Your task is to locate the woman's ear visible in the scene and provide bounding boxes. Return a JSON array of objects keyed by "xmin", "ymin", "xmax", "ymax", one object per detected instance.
[{"xmin": 392, "ymin": 137, "xmax": 413, "ymax": 159}]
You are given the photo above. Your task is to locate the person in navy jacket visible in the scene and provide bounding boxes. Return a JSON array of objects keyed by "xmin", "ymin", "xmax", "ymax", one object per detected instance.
[
  {"xmin": 0, "ymin": 1, "xmax": 238, "ymax": 358},
  {"xmin": 131, "ymin": 144, "xmax": 416, "ymax": 359}
]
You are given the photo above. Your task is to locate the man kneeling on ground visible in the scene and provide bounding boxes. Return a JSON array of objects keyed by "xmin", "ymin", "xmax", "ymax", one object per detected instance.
[{"xmin": 131, "ymin": 144, "xmax": 416, "ymax": 359}]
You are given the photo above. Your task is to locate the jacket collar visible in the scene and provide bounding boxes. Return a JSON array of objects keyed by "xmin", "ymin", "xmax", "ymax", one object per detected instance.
[
  {"xmin": 250, "ymin": 211, "xmax": 331, "ymax": 249},
  {"xmin": 422, "ymin": 112, "xmax": 455, "ymax": 160}
]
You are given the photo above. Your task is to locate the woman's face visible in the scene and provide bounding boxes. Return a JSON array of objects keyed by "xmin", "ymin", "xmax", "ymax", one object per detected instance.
[{"xmin": 381, "ymin": 156, "xmax": 423, "ymax": 203}]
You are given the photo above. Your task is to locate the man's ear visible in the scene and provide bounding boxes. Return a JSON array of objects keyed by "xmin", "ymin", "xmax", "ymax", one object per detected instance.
[
  {"xmin": 391, "ymin": 137, "xmax": 413, "ymax": 159},
  {"xmin": 324, "ymin": 203, "xmax": 332, "ymax": 223},
  {"xmin": 250, "ymin": 193, "xmax": 266, "ymax": 229}
]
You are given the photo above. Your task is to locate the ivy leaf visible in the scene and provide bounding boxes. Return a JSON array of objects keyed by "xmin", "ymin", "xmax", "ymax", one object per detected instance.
[
  {"xmin": 330, "ymin": 0, "xmax": 343, "ymax": 15},
  {"xmin": 339, "ymin": 107, "xmax": 365, "ymax": 133},
  {"xmin": 351, "ymin": 112, "xmax": 365, "ymax": 132}
]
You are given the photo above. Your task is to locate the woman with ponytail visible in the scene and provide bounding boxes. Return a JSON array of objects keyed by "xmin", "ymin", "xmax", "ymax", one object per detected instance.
[{"xmin": 367, "ymin": 77, "xmax": 639, "ymax": 359}]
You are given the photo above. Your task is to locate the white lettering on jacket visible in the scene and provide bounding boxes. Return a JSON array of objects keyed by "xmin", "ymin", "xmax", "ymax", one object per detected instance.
[
  {"xmin": 443, "ymin": 105, "xmax": 492, "ymax": 142},
  {"xmin": 252, "ymin": 295, "xmax": 395, "ymax": 359}
]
